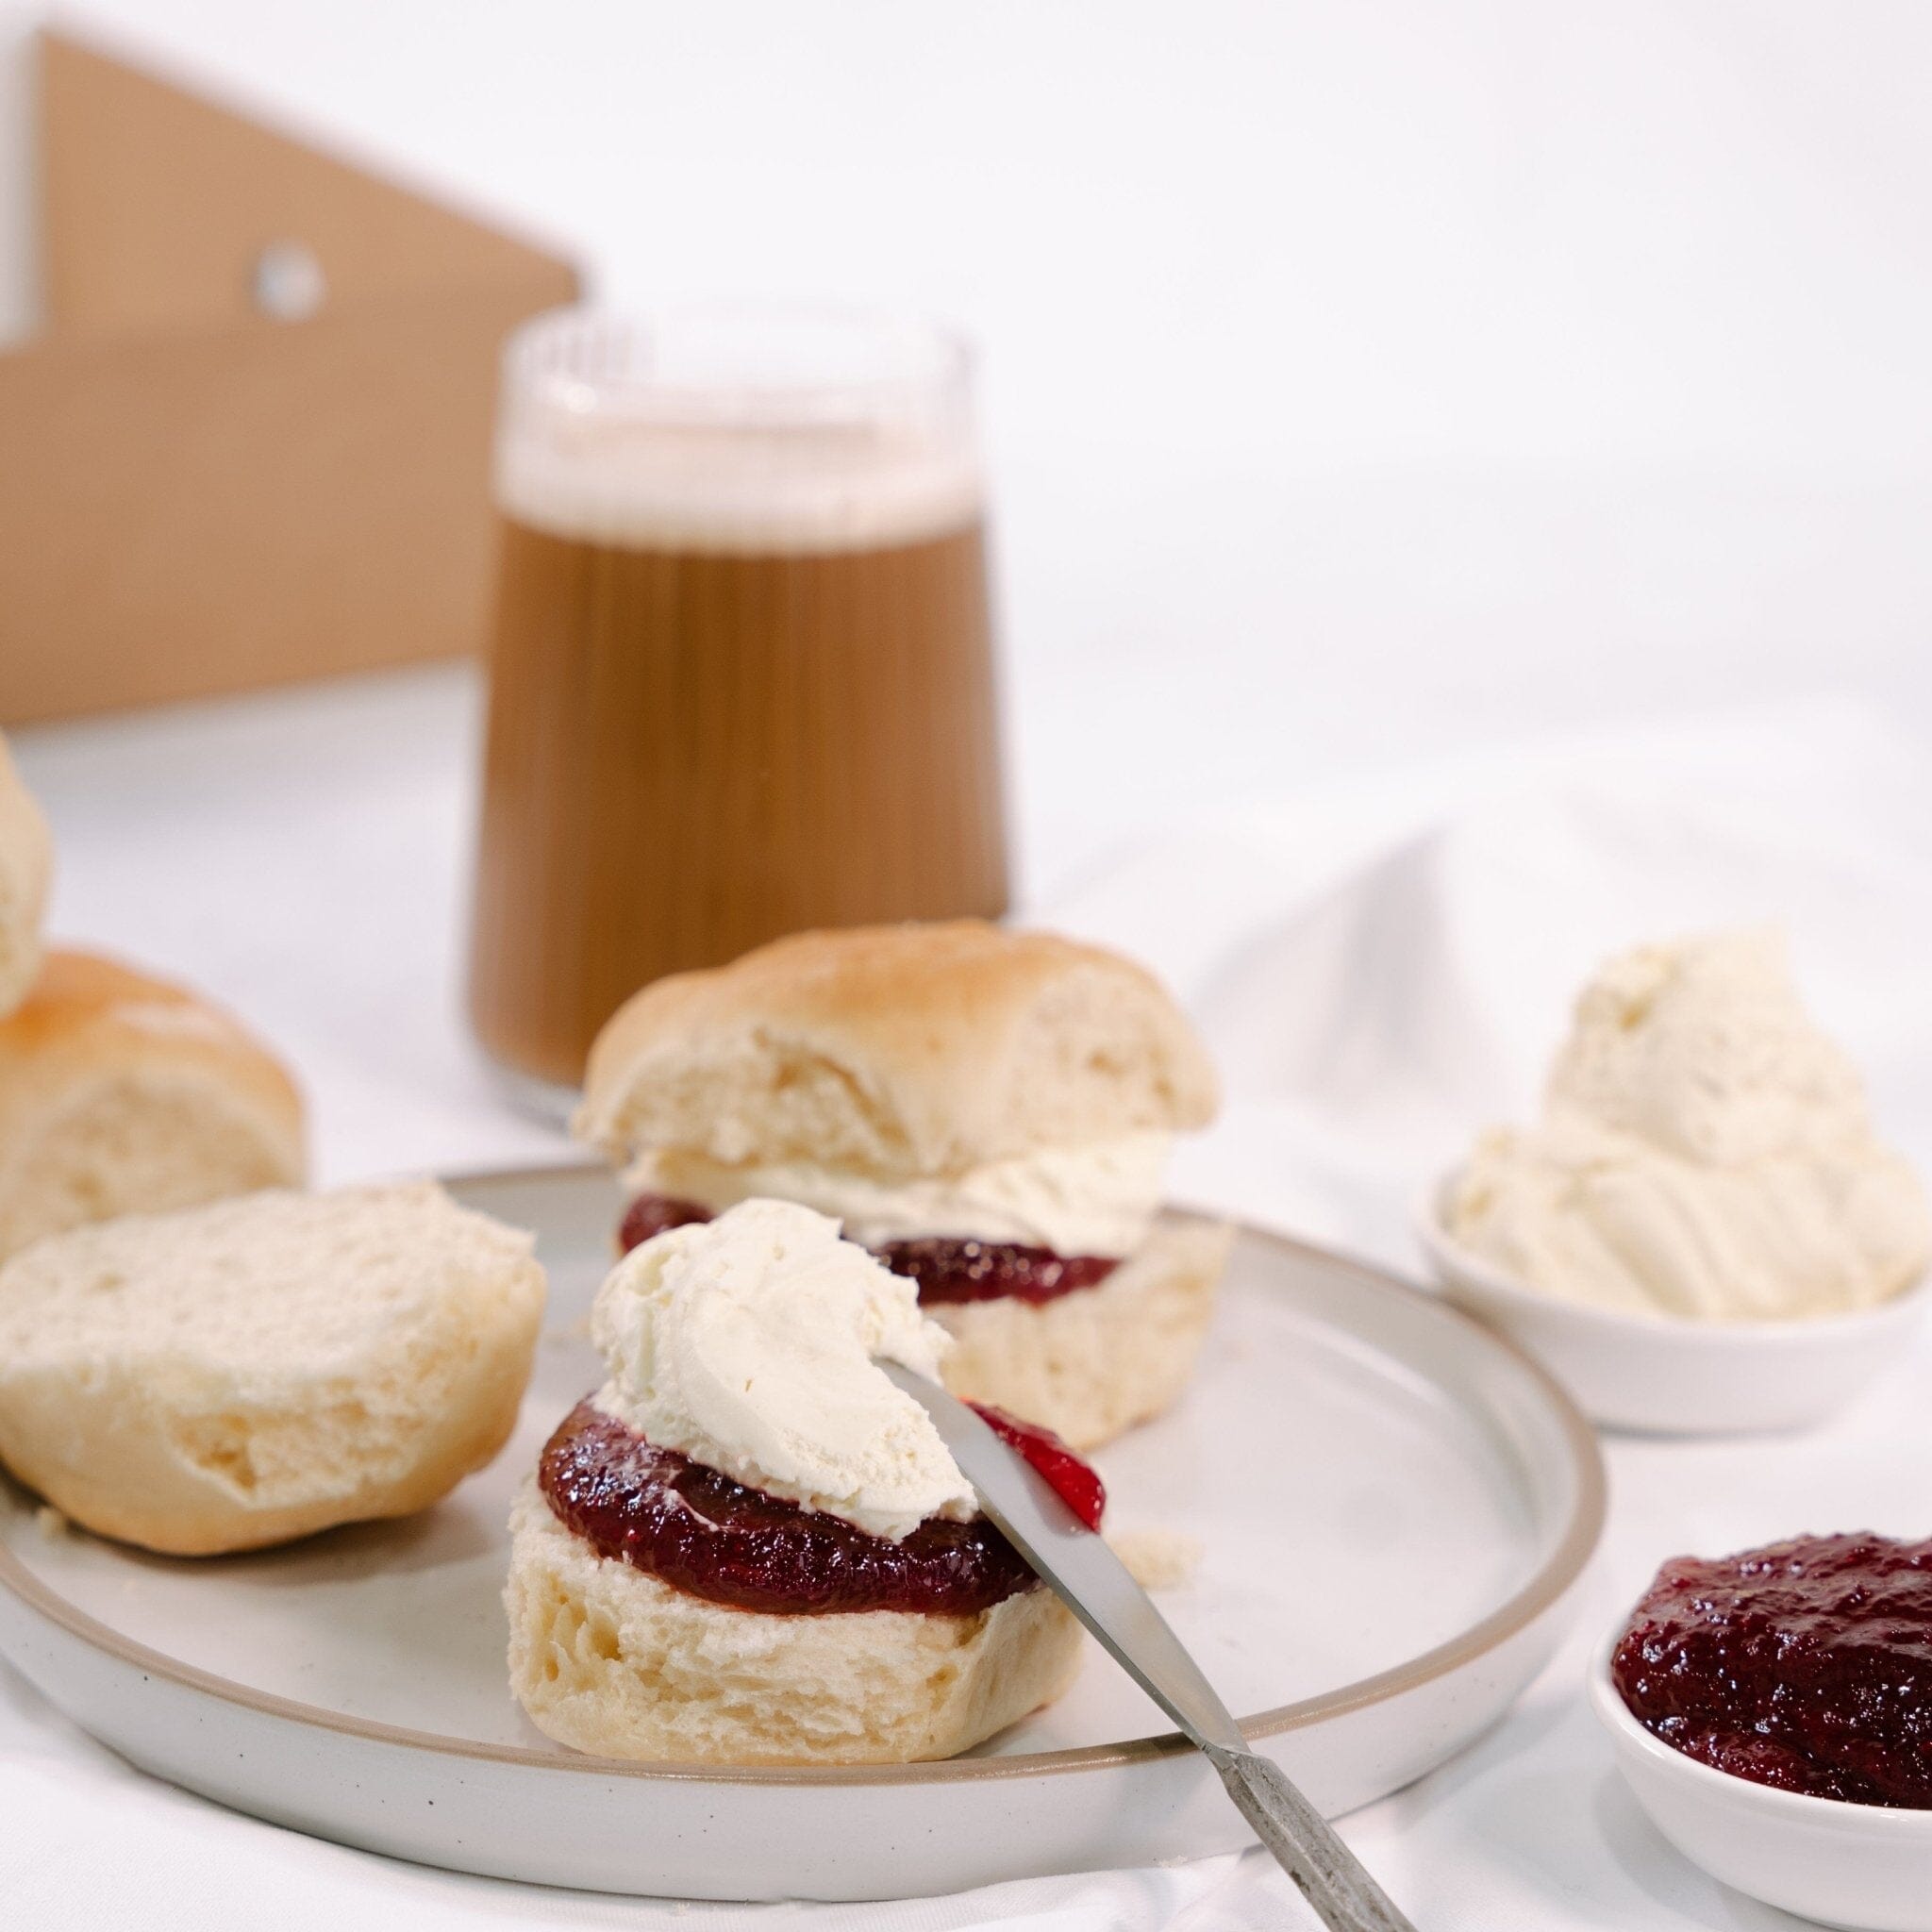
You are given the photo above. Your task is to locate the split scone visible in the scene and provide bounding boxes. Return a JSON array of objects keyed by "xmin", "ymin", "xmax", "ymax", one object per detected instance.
[
  {"xmin": 507, "ymin": 1199, "xmax": 1089, "ymax": 1764},
  {"xmin": 0, "ymin": 730, "xmax": 51, "ymax": 1020},
  {"xmin": 0, "ymin": 950, "xmax": 307, "ymax": 1264},
  {"xmin": 0, "ymin": 1182, "xmax": 545, "ymax": 1554},
  {"xmin": 575, "ymin": 920, "xmax": 1232, "ymax": 1449}
]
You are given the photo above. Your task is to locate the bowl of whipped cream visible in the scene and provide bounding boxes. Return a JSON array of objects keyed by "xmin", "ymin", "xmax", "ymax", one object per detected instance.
[{"xmin": 1415, "ymin": 929, "xmax": 1931, "ymax": 1434}]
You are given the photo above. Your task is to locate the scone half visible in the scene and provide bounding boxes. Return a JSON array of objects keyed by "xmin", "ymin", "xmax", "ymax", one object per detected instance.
[
  {"xmin": 508, "ymin": 1478, "xmax": 1081, "ymax": 1767},
  {"xmin": 0, "ymin": 1182, "xmax": 545, "ymax": 1554},
  {"xmin": 0, "ymin": 949, "xmax": 306, "ymax": 1264}
]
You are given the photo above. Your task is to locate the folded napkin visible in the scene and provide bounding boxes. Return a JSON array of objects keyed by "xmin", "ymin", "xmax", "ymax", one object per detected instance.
[{"xmin": 1043, "ymin": 699, "xmax": 1932, "ymax": 1268}]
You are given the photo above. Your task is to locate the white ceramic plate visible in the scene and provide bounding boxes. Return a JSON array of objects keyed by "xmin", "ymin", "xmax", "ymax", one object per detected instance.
[
  {"xmin": 1416, "ymin": 1170, "xmax": 1931, "ymax": 1434},
  {"xmin": 0, "ymin": 1165, "xmax": 1604, "ymax": 1903}
]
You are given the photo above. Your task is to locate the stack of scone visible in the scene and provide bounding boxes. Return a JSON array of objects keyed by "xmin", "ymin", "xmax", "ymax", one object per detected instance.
[
  {"xmin": 507, "ymin": 1197, "xmax": 1089, "ymax": 1764},
  {"xmin": 575, "ymin": 921, "xmax": 1231, "ymax": 1448},
  {"xmin": 0, "ymin": 759, "xmax": 1214, "ymax": 1771},
  {"xmin": 0, "ymin": 737, "xmax": 549, "ymax": 1557}
]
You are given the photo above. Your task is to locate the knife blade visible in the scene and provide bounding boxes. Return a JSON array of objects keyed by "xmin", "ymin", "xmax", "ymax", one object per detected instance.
[{"xmin": 882, "ymin": 1363, "xmax": 1419, "ymax": 1932}]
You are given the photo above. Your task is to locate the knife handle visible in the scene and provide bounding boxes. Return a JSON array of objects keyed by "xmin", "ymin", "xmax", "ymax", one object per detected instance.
[{"xmin": 1205, "ymin": 1745, "xmax": 1420, "ymax": 1932}]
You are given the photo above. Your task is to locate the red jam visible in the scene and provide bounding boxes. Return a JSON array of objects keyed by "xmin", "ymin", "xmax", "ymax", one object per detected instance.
[
  {"xmin": 540, "ymin": 1401, "xmax": 1041, "ymax": 1617},
  {"xmin": 1611, "ymin": 1532, "xmax": 1932, "ymax": 1807},
  {"xmin": 872, "ymin": 1238, "xmax": 1118, "ymax": 1305},
  {"xmin": 972, "ymin": 1402, "xmax": 1107, "ymax": 1530},
  {"xmin": 616, "ymin": 1192, "xmax": 712, "ymax": 1253},
  {"xmin": 617, "ymin": 1194, "xmax": 1119, "ymax": 1305}
]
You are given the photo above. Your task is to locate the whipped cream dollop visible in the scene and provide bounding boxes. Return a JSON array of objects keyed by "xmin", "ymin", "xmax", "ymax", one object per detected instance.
[
  {"xmin": 589, "ymin": 1198, "xmax": 974, "ymax": 1540},
  {"xmin": 627, "ymin": 1131, "xmax": 1173, "ymax": 1256},
  {"xmin": 1446, "ymin": 930, "xmax": 1931, "ymax": 1322}
]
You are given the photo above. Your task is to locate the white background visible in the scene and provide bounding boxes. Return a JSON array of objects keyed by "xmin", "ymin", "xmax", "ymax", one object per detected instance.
[{"xmin": 6, "ymin": 3, "xmax": 1932, "ymax": 896}]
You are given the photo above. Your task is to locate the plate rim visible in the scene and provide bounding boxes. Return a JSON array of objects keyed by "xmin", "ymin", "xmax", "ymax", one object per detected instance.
[{"xmin": 0, "ymin": 1162, "xmax": 1607, "ymax": 1790}]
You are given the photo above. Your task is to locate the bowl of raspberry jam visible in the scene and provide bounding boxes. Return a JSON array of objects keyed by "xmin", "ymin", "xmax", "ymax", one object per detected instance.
[{"xmin": 1591, "ymin": 1532, "xmax": 1932, "ymax": 1932}]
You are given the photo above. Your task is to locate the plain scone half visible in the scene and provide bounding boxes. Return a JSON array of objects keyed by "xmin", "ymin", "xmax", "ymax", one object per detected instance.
[
  {"xmin": 0, "ymin": 1181, "xmax": 546, "ymax": 1555},
  {"xmin": 0, "ymin": 948, "xmax": 307, "ymax": 1265},
  {"xmin": 0, "ymin": 731, "xmax": 51, "ymax": 1021},
  {"xmin": 576, "ymin": 919, "xmax": 1218, "ymax": 1175}
]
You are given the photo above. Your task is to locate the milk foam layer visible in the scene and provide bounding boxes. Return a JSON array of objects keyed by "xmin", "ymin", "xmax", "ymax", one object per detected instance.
[
  {"xmin": 1447, "ymin": 930, "xmax": 1931, "ymax": 1322},
  {"xmin": 496, "ymin": 306, "xmax": 983, "ymax": 553},
  {"xmin": 627, "ymin": 1132, "xmax": 1174, "ymax": 1256},
  {"xmin": 590, "ymin": 1199, "xmax": 974, "ymax": 1540}
]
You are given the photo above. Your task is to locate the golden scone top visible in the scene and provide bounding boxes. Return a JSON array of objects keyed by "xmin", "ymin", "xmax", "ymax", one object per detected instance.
[
  {"xmin": 576, "ymin": 919, "xmax": 1218, "ymax": 1175},
  {"xmin": 0, "ymin": 948, "xmax": 308, "ymax": 1263}
]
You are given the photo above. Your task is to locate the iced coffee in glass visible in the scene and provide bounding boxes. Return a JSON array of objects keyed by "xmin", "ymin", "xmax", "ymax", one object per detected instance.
[{"xmin": 466, "ymin": 305, "xmax": 1008, "ymax": 1099}]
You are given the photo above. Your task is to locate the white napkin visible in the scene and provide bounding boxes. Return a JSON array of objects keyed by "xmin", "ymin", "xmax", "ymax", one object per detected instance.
[{"xmin": 1047, "ymin": 697, "xmax": 1932, "ymax": 1266}]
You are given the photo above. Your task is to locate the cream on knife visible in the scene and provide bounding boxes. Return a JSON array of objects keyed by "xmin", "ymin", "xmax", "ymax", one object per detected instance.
[{"xmin": 883, "ymin": 1364, "xmax": 1420, "ymax": 1932}]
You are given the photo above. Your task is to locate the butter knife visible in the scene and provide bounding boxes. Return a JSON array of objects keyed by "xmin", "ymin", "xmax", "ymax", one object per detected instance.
[{"xmin": 883, "ymin": 1364, "xmax": 1420, "ymax": 1932}]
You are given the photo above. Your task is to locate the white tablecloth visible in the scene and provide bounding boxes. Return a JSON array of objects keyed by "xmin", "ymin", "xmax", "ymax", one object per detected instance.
[{"xmin": 7, "ymin": 669, "xmax": 1928, "ymax": 1929}]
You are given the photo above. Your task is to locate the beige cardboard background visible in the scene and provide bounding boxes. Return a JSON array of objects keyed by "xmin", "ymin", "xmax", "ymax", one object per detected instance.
[{"xmin": 0, "ymin": 31, "xmax": 578, "ymax": 724}]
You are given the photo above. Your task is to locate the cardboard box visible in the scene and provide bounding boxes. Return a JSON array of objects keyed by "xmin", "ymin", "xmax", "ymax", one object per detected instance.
[{"xmin": 0, "ymin": 31, "xmax": 580, "ymax": 723}]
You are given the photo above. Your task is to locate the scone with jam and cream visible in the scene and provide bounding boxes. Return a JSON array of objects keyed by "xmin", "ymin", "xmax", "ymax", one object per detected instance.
[
  {"xmin": 506, "ymin": 1199, "xmax": 1090, "ymax": 1764},
  {"xmin": 574, "ymin": 921, "xmax": 1231, "ymax": 1449}
]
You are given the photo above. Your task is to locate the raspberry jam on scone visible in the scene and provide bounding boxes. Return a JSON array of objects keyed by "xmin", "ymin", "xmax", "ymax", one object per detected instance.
[
  {"xmin": 619, "ymin": 1193, "xmax": 1119, "ymax": 1306},
  {"xmin": 540, "ymin": 1399, "xmax": 1070, "ymax": 1614}
]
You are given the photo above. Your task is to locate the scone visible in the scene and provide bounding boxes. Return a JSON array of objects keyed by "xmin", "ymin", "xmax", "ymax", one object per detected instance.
[
  {"xmin": 0, "ymin": 949, "xmax": 307, "ymax": 1263},
  {"xmin": 575, "ymin": 920, "xmax": 1230, "ymax": 1448},
  {"xmin": 507, "ymin": 1200, "xmax": 1087, "ymax": 1764},
  {"xmin": 0, "ymin": 731, "xmax": 51, "ymax": 1019},
  {"xmin": 0, "ymin": 1182, "xmax": 545, "ymax": 1555}
]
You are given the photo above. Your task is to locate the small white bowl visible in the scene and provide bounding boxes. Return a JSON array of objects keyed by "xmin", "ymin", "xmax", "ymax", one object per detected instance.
[
  {"xmin": 1591, "ymin": 1629, "xmax": 1932, "ymax": 1931},
  {"xmin": 1414, "ymin": 1172, "xmax": 1929, "ymax": 1435}
]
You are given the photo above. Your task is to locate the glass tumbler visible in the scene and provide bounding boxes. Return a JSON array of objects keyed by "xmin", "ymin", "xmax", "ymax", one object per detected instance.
[{"xmin": 466, "ymin": 304, "xmax": 1008, "ymax": 1101}]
